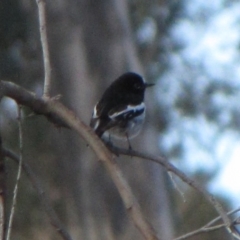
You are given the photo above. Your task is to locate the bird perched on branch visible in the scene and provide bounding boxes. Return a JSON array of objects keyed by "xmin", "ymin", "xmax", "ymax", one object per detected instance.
[{"xmin": 90, "ymin": 72, "xmax": 154, "ymax": 146}]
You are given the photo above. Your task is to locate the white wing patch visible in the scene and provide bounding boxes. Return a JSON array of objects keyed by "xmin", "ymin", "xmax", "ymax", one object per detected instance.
[
  {"xmin": 109, "ymin": 102, "xmax": 145, "ymax": 119},
  {"xmin": 92, "ymin": 104, "xmax": 99, "ymax": 118}
]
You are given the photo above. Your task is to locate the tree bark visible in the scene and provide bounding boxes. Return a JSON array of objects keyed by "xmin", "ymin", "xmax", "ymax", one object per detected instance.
[{"xmin": 32, "ymin": 0, "xmax": 175, "ymax": 239}]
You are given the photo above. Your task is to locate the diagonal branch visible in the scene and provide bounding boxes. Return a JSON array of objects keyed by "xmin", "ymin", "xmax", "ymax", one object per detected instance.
[
  {"xmin": 6, "ymin": 106, "xmax": 24, "ymax": 240},
  {"xmin": 174, "ymin": 207, "xmax": 240, "ymax": 240},
  {"xmin": 2, "ymin": 80, "xmax": 239, "ymax": 239},
  {"xmin": 3, "ymin": 148, "xmax": 73, "ymax": 240},
  {"xmin": 0, "ymin": 80, "xmax": 158, "ymax": 240},
  {"xmin": 107, "ymin": 145, "xmax": 235, "ymax": 237}
]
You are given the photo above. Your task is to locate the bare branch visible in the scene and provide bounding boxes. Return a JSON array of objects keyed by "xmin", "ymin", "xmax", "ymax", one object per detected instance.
[
  {"xmin": 45, "ymin": 101, "xmax": 159, "ymax": 240},
  {"xmin": 2, "ymin": 80, "xmax": 239, "ymax": 239},
  {"xmin": 36, "ymin": 0, "xmax": 51, "ymax": 97},
  {"xmin": 205, "ymin": 207, "xmax": 240, "ymax": 228},
  {"xmin": 175, "ymin": 223, "xmax": 225, "ymax": 240},
  {"xmin": 168, "ymin": 172, "xmax": 186, "ymax": 202},
  {"xmin": 0, "ymin": 81, "xmax": 158, "ymax": 240},
  {"xmin": 1, "ymin": 81, "xmax": 68, "ymax": 128},
  {"xmin": 231, "ymin": 216, "xmax": 240, "ymax": 240},
  {"xmin": 174, "ymin": 207, "xmax": 240, "ymax": 240},
  {"xmin": 108, "ymin": 145, "xmax": 234, "ymax": 236},
  {"xmin": 3, "ymin": 148, "xmax": 73, "ymax": 240},
  {"xmin": 6, "ymin": 105, "xmax": 24, "ymax": 240}
]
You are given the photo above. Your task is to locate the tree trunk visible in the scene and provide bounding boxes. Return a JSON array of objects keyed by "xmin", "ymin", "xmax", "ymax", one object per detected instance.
[{"xmin": 42, "ymin": 0, "xmax": 175, "ymax": 239}]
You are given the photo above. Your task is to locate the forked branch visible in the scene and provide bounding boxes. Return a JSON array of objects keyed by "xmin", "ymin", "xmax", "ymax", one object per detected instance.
[{"xmin": 1, "ymin": 80, "xmax": 158, "ymax": 240}]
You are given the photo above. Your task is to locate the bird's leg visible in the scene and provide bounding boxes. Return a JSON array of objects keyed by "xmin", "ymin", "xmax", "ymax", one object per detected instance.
[
  {"xmin": 103, "ymin": 134, "xmax": 113, "ymax": 148},
  {"xmin": 126, "ymin": 133, "xmax": 132, "ymax": 150}
]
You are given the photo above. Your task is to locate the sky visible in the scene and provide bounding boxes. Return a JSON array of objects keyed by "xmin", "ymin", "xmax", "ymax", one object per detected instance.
[
  {"xmin": 138, "ymin": 0, "xmax": 240, "ymax": 207},
  {"xmin": 165, "ymin": 0, "xmax": 240, "ymax": 207}
]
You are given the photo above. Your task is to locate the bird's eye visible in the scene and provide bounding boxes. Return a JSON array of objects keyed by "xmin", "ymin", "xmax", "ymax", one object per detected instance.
[{"xmin": 134, "ymin": 83, "xmax": 141, "ymax": 89}]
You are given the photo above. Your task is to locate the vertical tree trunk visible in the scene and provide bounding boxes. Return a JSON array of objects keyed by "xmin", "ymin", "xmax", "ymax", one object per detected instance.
[{"xmin": 45, "ymin": 0, "xmax": 174, "ymax": 239}]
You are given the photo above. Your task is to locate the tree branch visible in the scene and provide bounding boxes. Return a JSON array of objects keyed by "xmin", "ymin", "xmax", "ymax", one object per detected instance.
[
  {"xmin": 36, "ymin": 0, "xmax": 52, "ymax": 97},
  {"xmin": 3, "ymin": 148, "xmax": 73, "ymax": 240},
  {"xmin": 0, "ymin": 80, "xmax": 158, "ymax": 240},
  {"xmin": 2, "ymin": 80, "xmax": 239, "ymax": 239},
  {"xmin": 6, "ymin": 106, "xmax": 24, "ymax": 240},
  {"xmin": 0, "ymin": 81, "xmax": 68, "ymax": 128},
  {"xmin": 174, "ymin": 207, "xmax": 240, "ymax": 240},
  {"xmin": 107, "ymin": 145, "xmax": 237, "ymax": 238}
]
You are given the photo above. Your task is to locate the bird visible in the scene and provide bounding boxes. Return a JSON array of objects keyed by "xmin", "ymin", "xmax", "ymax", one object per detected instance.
[{"xmin": 90, "ymin": 72, "xmax": 154, "ymax": 146}]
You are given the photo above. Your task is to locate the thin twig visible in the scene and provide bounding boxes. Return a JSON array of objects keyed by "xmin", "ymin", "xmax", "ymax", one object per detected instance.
[
  {"xmin": 36, "ymin": 0, "xmax": 51, "ymax": 97},
  {"xmin": 175, "ymin": 223, "xmax": 226, "ymax": 240},
  {"xmin": 205, "ymin": 207, "xmax": 240, "ymax": 228},
  {"xmin": 168, "ymin": 172, "xmax": 186, "ymax": 202},
  {"xmin": 111, "ymin": 146, "xmax": 240, "ymax": 239},
  {"xmin": 231, "ymin": 216, "xmax": 240, "ymax": 240},
  {"xmin": 174, "ymin": 207, "xmax": 240, "ymax": 240},
  {"xmin": 108, "ymin": 145, "xmax": 234, "ymax": 237},
  {"xmin": 3, "ymin": 148, "xmax": 73, "ymax": 240},
  {"xmin": 0, "ymin": 81, "xmax": 159, "ymax": 240},
  {"xmin": 6, "ymin": 105, "xmax": 23, "ymax": 240}
]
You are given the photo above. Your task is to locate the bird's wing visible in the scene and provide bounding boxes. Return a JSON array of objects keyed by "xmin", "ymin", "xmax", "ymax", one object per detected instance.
[
  {"xmin": 90, "ymin": 102, "xmax": 112, "ymax": 136},
  {"xmin": 109, "ymin": 102, "xmax": 145, "ymax": 121},
  {"xmin": 90, "ymin": 102, "xmax": 145, "ymax": 137}
]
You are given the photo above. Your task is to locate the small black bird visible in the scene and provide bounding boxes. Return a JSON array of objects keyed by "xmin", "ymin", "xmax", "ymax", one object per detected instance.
[{"xmin": 90, "ymin": 72, "xmax": 154, "ymax": 143}]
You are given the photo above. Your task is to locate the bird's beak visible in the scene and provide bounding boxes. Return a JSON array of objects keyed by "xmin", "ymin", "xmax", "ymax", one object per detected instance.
[{"xmin": 145, "ymin": 83, "xmax": 155, "ymax": 88}]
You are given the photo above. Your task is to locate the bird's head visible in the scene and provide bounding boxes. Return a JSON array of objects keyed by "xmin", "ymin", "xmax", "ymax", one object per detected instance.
[{"xmin": 114, "ymin": 72, "xmax": 154, "ymax": 95}]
